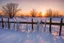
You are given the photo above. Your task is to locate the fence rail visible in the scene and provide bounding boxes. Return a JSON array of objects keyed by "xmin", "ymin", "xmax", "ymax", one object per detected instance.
[
  {"xmin": 0, "ymin": 21, "xmax": 64, "ymax": 25},
  {"xmin": 0, "ymin": 17, "xmax": 64, "ymax": 36}
]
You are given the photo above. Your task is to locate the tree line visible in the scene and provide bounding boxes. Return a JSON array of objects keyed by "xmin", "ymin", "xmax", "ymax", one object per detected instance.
[{"xmin": 0, "ymin": 3, "xmax": 63, "ymax": 18}]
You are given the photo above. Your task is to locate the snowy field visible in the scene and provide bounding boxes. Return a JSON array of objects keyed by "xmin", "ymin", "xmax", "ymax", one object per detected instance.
[
  {"xmin": 0, "ymin": 28, "xmax": 64, "ymax": 43},
  {"xmin": 0, "ymin": 17, "xmax": 64, "ymax": 43}
]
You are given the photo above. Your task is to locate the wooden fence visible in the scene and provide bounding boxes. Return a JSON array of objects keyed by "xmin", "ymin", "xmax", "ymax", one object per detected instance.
[{"xmin": 0, "ymin": 17, "xmax": 64, "ymax": 36}]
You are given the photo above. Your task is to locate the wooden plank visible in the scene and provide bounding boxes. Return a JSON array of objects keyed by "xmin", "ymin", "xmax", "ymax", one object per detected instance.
[{"xmin": 0, "ymin": 21, "xmax": 64, "ymax": 25}]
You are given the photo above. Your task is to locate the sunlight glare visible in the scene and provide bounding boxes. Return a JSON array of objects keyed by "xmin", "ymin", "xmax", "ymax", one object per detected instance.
[{"xmin": 42, "ymin": 11, "xmax": 46, "ymax": 16}]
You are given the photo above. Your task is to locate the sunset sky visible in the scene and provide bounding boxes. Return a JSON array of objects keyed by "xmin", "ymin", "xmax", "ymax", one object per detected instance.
[{"xmin": 0, "ymin": 0, "xmax": 64, "ymax": 15}]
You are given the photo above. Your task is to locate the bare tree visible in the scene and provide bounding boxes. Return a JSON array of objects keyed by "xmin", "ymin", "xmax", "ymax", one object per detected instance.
[
  {"xmin": 2, "ymin": 3, "xmax": 21, "ymax": 29},
  {"xmin": 0, "ymin": 12, "xmax": 2, "ymax": 16},
  {"xmin": 38, "ymin": 11, "xmax": 42, "ymax": 17},
  {"xmin": 30, "ymin": 9, "xmax": 37, "ymax": 17},
  {"xmin": 46, "ymin": 9, "xmax": 52, "ymax": 17},
  {"xmin": 2, "ymin": 3, "xmax": 20, "ymax": 18},
  {"xmin": 0, "ymin": 10, "xmax": 3, "ymax": 16}
]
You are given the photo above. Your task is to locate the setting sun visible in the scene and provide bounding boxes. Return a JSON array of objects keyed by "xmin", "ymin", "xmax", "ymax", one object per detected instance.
[{"xmin": 42, "ymin": 11, "xmax": 46, "ymax": 16}]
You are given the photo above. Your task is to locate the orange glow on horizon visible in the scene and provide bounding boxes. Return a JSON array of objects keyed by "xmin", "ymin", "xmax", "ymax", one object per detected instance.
[{"xmin": 42, "ymin": 10, "xmax": 46, "ymax": 17}]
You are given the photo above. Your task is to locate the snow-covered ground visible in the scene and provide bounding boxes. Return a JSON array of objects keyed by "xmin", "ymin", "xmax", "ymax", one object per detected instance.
[
  {"xmin": 0, "ymin": 28, "xmax": 64, "ymax": 43},
  {"xmin": 0, "ymin": 17, "xmax": 64, "ymax": 43}
]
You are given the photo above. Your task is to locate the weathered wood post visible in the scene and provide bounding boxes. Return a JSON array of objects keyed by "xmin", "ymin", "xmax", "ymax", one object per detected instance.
[
  {"xmin": 8, "ymin": 17, "xmax": 10, "ymax": 29},
  {"xmin": 49, "ymin": 17, "xmax": 52, "ymax": 33},
  {"xmin": 14, "ymin": 17, "xmax": 16, "ymax": 30},
  {"xmin": 59, "ymin": 18, "xmax": 63, "ymax": 36},
  {"xmin": 17, "ymin": 22, "xmax": 19, "ymax": 31},
  {"xmin": 2, "ymin": 17, "xmax": 4, "ymax": 28},
  {"xmin": 44, "ymin": 19, "xmax": 46, "ymax": 32},
  {"xmin": 32, "ymin": 18, "xmax": 34, "ymax": 31}
]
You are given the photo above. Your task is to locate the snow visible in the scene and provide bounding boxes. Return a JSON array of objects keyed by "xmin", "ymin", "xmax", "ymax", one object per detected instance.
[
  {"xmin": 0, "ymin": 28, "xmax": 64, "ymax": 43},
  {"xmin": 0, "ymin": 17, "xmax": 64, "ymax": 43}
]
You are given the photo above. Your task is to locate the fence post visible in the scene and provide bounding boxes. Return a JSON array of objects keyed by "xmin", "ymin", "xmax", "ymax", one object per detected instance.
[
  {"xmin": 32, "ymin": 18, "xmax": 34, "ymax": 31},
  {"xmin": 44, "ymin": 19, "xmax": 46, "ymax": 32},
  {"xmin": 49, "ymin": 17, "xmax": 52, "ymax": 33},
  {"xmin": 8, "ymin": 17, "xmax": 10, "ymax": 29},
  {"xmin": 59, "ymin": 18, "xmax": 63, "ymax": 36},
  {"xmin": 2, "ymin": 17, "xmax": 4, "ymax": 28}
]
